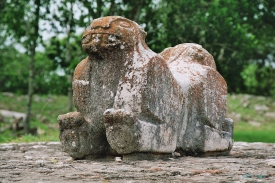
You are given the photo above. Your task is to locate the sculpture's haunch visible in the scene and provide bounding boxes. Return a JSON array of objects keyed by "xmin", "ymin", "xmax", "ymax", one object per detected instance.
[{"xmin": 58, "ymin": 16, "xmax": 233, "ymax": 159}]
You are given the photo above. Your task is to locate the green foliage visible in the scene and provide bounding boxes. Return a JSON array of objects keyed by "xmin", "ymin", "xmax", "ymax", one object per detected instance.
[
  {"xmin": 0, "ymin": 46, "xmax": 69, "ymax": 95},
  {"xmin": 241, "ymin": 64, "xmax": 259, "ymax": 94},
  {"xmin": 45, "ymin": 35, "xmax": 84, "ymax": 72},
  {"xmin": 0, "ymin": 46, "xmax": 29, "ymax": 94},
  {"xmin": 241, "ymin": 64, "xmax": 275, "ymax": 97},
  {"xmin": 155, "ymin": 0, "xmax": 275, "ymax": 93},
  {"xmin": 1, "ymin": 0, "xmax": 275, "ymax": 96}
]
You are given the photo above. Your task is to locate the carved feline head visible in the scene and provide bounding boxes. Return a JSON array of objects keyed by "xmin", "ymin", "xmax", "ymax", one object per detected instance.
[{"xmin": 82, "ymin": 16, "xmax": 147, "ymax": 54}]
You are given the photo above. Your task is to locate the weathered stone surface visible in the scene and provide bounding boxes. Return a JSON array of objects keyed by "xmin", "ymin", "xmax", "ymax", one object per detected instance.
[
  {"xmin": 0, "ymin": 142, "xmax": 275, "ymax": 182},
  {"xmin": 160, "ymin": 43, "xmax": 233, "ymax": 155},
  {"xmin": 58, "ymin": 16, "xmax": 233, "ymax": 159}
]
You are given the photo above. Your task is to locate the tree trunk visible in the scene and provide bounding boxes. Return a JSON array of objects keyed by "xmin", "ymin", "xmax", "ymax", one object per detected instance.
[
  {"xmin": 25, "ymin": 46, "xmax": 35, "ymax": 134},
  {"xmin": 66, "ymin": 38, "xmax": 73, "ymax": 111},
  {"xmin": 66, "ymin": 0, "xmax": 73, "ymax": 112},
  {"xmin": 67, "ymin": 73, "xmax": 73, "ymax": 111},
  {"xmin": 0, "ymin": 0, "xmax": 6, "ymax": 10},
  {"xmin": 24, "ymin": 0, "xmax": 41, "ymax": 134}
]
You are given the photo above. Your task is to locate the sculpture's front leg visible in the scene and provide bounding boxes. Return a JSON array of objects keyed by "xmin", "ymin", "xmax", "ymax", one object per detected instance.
[
  {"xmin": 58, "ymin": 112, "xmax": 94, "ymax": 159},
  {"xmin": 103, "ymin": 109, "xmax": 140, "ymax": 154},
  {"xmin": 58, "ymin": 111, "xmax": 111, "ymax": 159},
  {"xmin": 104, "ymin": 109, "xmax": 177, "ymax": 154}
]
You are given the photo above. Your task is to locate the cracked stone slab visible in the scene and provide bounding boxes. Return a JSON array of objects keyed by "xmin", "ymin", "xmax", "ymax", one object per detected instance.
[{"xmin": 0, "ymin": 142, "xmax": 275, "ymax": 182}]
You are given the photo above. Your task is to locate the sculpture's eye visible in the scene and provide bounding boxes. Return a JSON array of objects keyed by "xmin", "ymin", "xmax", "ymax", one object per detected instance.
[
  {"xmin": 118, "ymin": 21, "xmax": 131, "ymax": 28},
  {"xmin": 82, "ymin": 34, "xmax": 91, "ymax": 44}
]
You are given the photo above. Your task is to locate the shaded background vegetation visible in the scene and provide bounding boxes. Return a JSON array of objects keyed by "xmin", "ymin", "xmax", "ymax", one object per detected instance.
[
  {"xmin": 0, "ymin": 0, "xmax": 274, "ymax": 139},
  {"xmin": 1, "ymin": 0, "xmax": 275, "ymax": 96}
]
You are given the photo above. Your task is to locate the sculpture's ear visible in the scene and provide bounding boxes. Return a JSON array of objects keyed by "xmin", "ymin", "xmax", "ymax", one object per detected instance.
[{"xmin": 137, "ymin": 25, "xmax": 147, "ymax": 40}]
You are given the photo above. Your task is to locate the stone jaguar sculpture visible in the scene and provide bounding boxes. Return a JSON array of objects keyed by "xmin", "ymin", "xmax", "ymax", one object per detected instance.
[{"xmin": 58, "ymin": 16, "xmax": 233, "ymax": 159}]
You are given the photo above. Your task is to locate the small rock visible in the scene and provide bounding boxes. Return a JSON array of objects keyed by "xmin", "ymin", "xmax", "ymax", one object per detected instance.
[
  {"xmin": 242, "ymin": 101, "xmax": 250, "ymax": 107},
  {"xmin": 35, "ymin": 160, "xmax": 45, "ymax": 167},
  {"xmin": 265, "ymin": 112, "xmax": 275, "ymax": 118},
  {"xmin": 115, "ymin": 157, "xmax": 122, "ymax": 162},
  {"xmin": 170, "ymin": 171, "xmax": 181, "ymax": 176},
  {"xmin": 24, "ymin": 156, "xmax": 33, "ymax": 160},
  {"xmin": 172, "ymin": 151, "xmax": 181, "ymax": 157},
  {"xmin": 233, "ymin": 142, "xmax": 249, "ymax": 148},
  {"xmin": 254, "ymin": 105, "xmax": 269, "ymax": 111},
  {"xmin": 19, "ymin": 147, "xmax": 26, "ymax": 153},
  {"xmin": 148, "ymin": 167, "xmax": 162, "ymax": 171},
  {"xmin": 37, "ymin": 128, "xmax": 45, "ymax": 135},
  {"xmin": 2, "ymin": 92, "xmax": 14, "ymax": 97},
  {"xmin": 249, "ymin": 121, "xmax": 261, "ymax": 127},
  {"xmin": 32, "ymin": 145, "xmax": 47, "ymax": 149},
  {"xmin": 47, "ymin": 142, "xmax": 61, "ymax": 145},
  {"xmin": 54, "ymin": 162, "xmax": 65, "ymax": 168},
  {"xmin": 266, "ymin": 159, "xmax": 275, "ymax": 167}
]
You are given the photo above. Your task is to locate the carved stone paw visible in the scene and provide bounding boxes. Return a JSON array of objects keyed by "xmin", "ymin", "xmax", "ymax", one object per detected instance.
[
  {"xmin": 58, "ymin": 112, "xmax": 92, "ymax": 159},
  {"xmin": 58, "ymin": 112, "xmax": 85, "ymax": 130},
  {"xmin": 104, "ymin": 109, "xmax": 140, "ymax": 154}
]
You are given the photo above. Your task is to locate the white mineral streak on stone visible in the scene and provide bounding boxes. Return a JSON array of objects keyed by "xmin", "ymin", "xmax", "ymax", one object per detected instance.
[
  {"xmin": 110, "ymin": 91, "xmax": 114, "ymax": 98},
  {"xmin": 120, "ymin": 45, "xmax": 125, "ymax": 49},
  {"xmin": 108, "ymin": 34, "xmax": 116, "ymax": 42},
  {"xmin": 169, "ymin": 62, "xmax": 206, "ymax": 94},
  {"xmin": 73, "ymin": 80, "xmax": 89, "ymax": 85},
  {"xmin": 94, "ymin": 34, "xmax": 99, "ymax": 42},
  {"xmin": 114, "ymin": 43, "xmax": 156, "ymax": 113}
]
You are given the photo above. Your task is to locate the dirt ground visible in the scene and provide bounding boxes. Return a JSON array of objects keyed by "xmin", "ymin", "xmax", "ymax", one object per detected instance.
[{"xmin": 0, "ymin": 141, "xmax": 275, "ymax": 183}]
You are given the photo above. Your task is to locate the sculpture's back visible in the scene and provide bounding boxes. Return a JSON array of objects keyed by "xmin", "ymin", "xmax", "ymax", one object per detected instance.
[{"xmin": 160, "ymin": 43, "xmax": 233, "ymax": 155}]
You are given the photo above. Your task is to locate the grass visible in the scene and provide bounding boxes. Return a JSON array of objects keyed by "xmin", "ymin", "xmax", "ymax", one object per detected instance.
[
  {"xmin": 234, "ymin": 131, "xmax": 275, "ymax": 142},
  {"xmin": 227, "ymin": 94, "xmax": 275, "ymax": 142},
  {"xmin": 0, "ymin": 92, "xmax": 275, "ymax": 143},
  {"xmin": 234, "ymin": 121, "xmax": 275, "ymax": 142},
  {"xmin": 0, "ymin": 92, "xmax": 69, "ymax": 143}
]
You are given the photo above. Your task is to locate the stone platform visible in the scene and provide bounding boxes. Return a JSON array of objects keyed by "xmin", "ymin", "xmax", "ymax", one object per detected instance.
[{"xmin": 0, "ymin": 142, "xmax": 275, "ymax": 182}]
